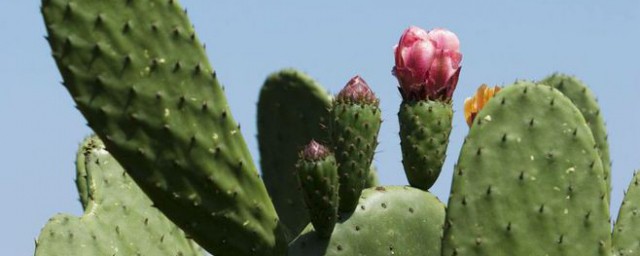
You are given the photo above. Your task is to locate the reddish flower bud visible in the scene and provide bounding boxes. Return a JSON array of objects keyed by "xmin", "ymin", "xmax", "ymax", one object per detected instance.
[
  {"xmin": 335, "ymin": 75, "xmax": 379, "ymax": 105},
  {"xmin": 301, "ymin": 140, "xmax": 330, "ymax": 161},
  {"xmin": 393, "ymin": 26, "xmax": 462, "ymax": 101}
]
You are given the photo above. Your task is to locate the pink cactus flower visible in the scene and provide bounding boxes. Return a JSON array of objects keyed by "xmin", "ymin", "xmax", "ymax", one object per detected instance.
[{"xmin": 393, "ymin": 26, "xmax": 462, "ymax": 101}]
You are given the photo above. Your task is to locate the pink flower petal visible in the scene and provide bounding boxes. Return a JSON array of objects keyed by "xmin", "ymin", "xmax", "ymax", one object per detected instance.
[
  {"xmin": 429, "ymin": 49, "xmax": 457, "ymax": 87},
  {"xmin": 404, "ymin": 41, "xmax": 435, "ymax": 83},
  {"xmin": 428, "ymin": 28, "xmax": 460, "ymax": 53},
  {"xmin": 393, "ymin": 26, "xmax": 462, "ymax": 101},
  {"xmin": 398, "ymin": 26, "xmax": 429, "ymax": 47}
]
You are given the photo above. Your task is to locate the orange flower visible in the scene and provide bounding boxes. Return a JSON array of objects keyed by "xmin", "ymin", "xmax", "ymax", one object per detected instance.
[{"xmin": 464, "ymin": 84, "xmax": 501, "ymax": 126}]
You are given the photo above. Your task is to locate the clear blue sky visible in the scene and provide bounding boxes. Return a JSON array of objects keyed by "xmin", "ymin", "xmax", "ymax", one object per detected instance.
[{"xmin": 1, "ymin": 1, "xmax": 638, "ymax": 254}]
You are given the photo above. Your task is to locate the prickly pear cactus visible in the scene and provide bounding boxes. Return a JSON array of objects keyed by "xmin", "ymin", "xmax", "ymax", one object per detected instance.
[
  {"xmin": 540, "ymin": 74, "xmax": 612, "ymax": 201},
  {"xmin": 612, "ymin": 171, "xmax": 640, "ymax": 256},
  {"xmin": 364, "ymin": 166, "xmax": 380, "ymax": 188},
  {"xmin": 330, "ymin": 76, "xmax": 382, "ymax": 213},
  {"xmin": 40, "ymin": 0, "xmax": 638, "ymax": 253},
  {"xmin": 443, "ymin": 82, "xmax": 611, "ymax": 256},
  {"xmin": 258, "ymin": 69, "xmax": 332, "ymax": 239},
  {"xmin": 393, "ymin": 26, "xmax": 460, "ymax": 191},
  {"xmin": 41, "ymin": 0, "xmax": 286, "ymax": 254},
  {"xmin": 35, "ymin": 136, "xmax": 201, "ymax": 256},
  {"xmin": 289, "ymin": 186, "xmax": 445, "ymax": 256},
  {"xmin": 296, "ymin": 140, "xmax": 340, "ymax": 238},
  {"xmin": 398, "ymin": 100, "xmax": 452, "ymax": 190},
  {"xmin": 75, "ymin": 143, "xmax": 91, "ymax": 209}
]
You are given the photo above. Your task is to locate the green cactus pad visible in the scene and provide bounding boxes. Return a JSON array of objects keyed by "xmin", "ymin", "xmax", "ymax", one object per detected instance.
[
  {"xmin": 398, "ymin": 100, "xmax": 453, "ymax": 190},
  {"xmin": 364, "ymin": 166, "xmax": 380, "ymax": 188},
  {"xmin": 35, "ymin": 136, "xmax": 201, "ymax": 256},
  {"xmin": 331, "ymin": 100, "xmax": 381, "ymax": 213},
  {"xmin": 296, "ymin": 142, "xmax": 339, "ymax": 238},
  {"xmin": 75, "ymin": 144, "xmax": 91, "ymax": 209},
  {"xmin": 442, "ymin": 82, "xmax": 611, "ymax": 256},
  {"xmin": 258, "ymin": 69, "xmax": 332, "ymax": 239},
  {"xmin": 289, "ymin": 186, "xmax": 445, "ymax": 256},
  {"xmin": 612, "ymin": 171, "xmax": 640, "ymax": 256},
  {"xmin": 540, "ymin": 73, "xmax": 612, "ymax": 201},
  {"xmin": 41, "ymin": 0, "xmax": 286, "ymax": 254}
]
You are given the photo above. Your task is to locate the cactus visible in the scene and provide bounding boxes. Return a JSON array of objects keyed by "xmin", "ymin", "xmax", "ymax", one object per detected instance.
[
  {"xmin": 364, "ymin": 166, "xmax": 380, "ymax": 188},
  {"xmin": 330, "ymin": 76, "xmax": 382, "ymax": 212},
  {"xmin": 540, "ymin": 74, "xmax": 612, "ymax": 202},
  {"xmin": 296, "ymin": 140, "xmax": 340, "ymax": 238},
  {"xmin": 41, "ymin": 0, "xmax": 286, "ymax": 254},
  {"xmin": 35, "ymin": 136, "xmax": 201, "ymax": 256},
  {"xmin": 258, "ymin": 69, "xmax": 332, "ymax": 240},
  {"xmin": 394, "ymin": 26, "xmax": 462, "ymax": 190},
  {"xmin": 398, "ymin": 100, "xmax": 453, "ymax": 189},
  {"xmin": 443, "ymin": 82, "xmax": 610, "ymax": 255},
  {"xmin": 39, "ymin": 1, "xmax": 639, "ymax": 255},
  {"xmin": 612, "ymin": 171, "xmax": 640, "ymax": 256},
  {"xmin": 288, "ymin": 186, "xmax": 445, "ymax": 256}
]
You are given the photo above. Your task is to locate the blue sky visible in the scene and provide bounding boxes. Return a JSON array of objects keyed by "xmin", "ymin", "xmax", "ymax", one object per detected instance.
[{"xmin": 1, "ymin": 1, "xmax": 638, "ymax": 254}]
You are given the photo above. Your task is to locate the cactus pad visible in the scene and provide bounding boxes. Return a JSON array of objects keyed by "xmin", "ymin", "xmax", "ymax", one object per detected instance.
[
  {"xmin": 442, "ymin": 82, "xmax": 611, "ymax": 256},
  {"xmin": 331, "ymin": 77, "xmax": 382, "ymax": 213},
  {"xmin": 289, "ymin": 186, "xmax": 445, "ymax": 256},
  {"xmin": 35, "ymin": 136, "xmax": 201, "ymax": 256},
  {"xmin": 364, "ymin": 166, "xmax": 380, "ymax": 188},
  {"xmin": 41, "ymin": 0, "xmax": 285, "ymax": 254},
  {"xmin": 258, "ymin": 69, "xmax": 332, "ymax": 239},
  {"xmin": 541, "ymin": 73, "xmax": 612, "ymax": 201},
  {"xmin": 296, "ymin": 141, "xmax": 340, "ymax": 238},
  {"xmin": 612, "ymin": 171, "xmax": 640, "ymax": 256},
  {"xmin": 398, "ymin": 100, "xmax": 453, "ymax": 190}
]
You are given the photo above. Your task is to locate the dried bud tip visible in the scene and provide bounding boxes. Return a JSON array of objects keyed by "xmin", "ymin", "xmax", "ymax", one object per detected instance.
[
  {"xmin": 301, "ymin": 140, "xmax": 330, "ymax": 161},
  {"xmin": 336, "ymin": 75, "xmax": 378, "ymax": 105}
]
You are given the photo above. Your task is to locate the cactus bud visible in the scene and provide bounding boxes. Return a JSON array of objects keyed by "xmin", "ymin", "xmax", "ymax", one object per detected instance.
[
  {"xmin": 463, "ymin": 84, "xmax": 501, "ymax": 126},
  {"xmin": 336, "ymin": 75, "xmax": 379, "ymax": 105},
  {"xmin": 296, "ymin": 140, "xmax": 339, "ymax": 237},
  {"xmin": 331, "ymin": 76, "xmax": 382, "ymax": 212},
  {"xmin": 393, "ymin": 26, "xmax": 462, "ymax": 101},
  {"xmin": 301, "ymin": 140, "xmax": 330, "ymax": 161}
]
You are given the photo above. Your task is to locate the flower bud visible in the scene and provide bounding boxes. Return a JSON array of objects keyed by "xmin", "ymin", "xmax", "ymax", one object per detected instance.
[
  {"xmin": 301, "ymin": 140, "xmax": 330, "ymax": 161},
  {"xmin": 393, "ymin": 26, "xmax": 462, "ymax": 101},
  {"xmin": 335, "ymin": 75, "xmax": 379, "ymax": 105}
]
